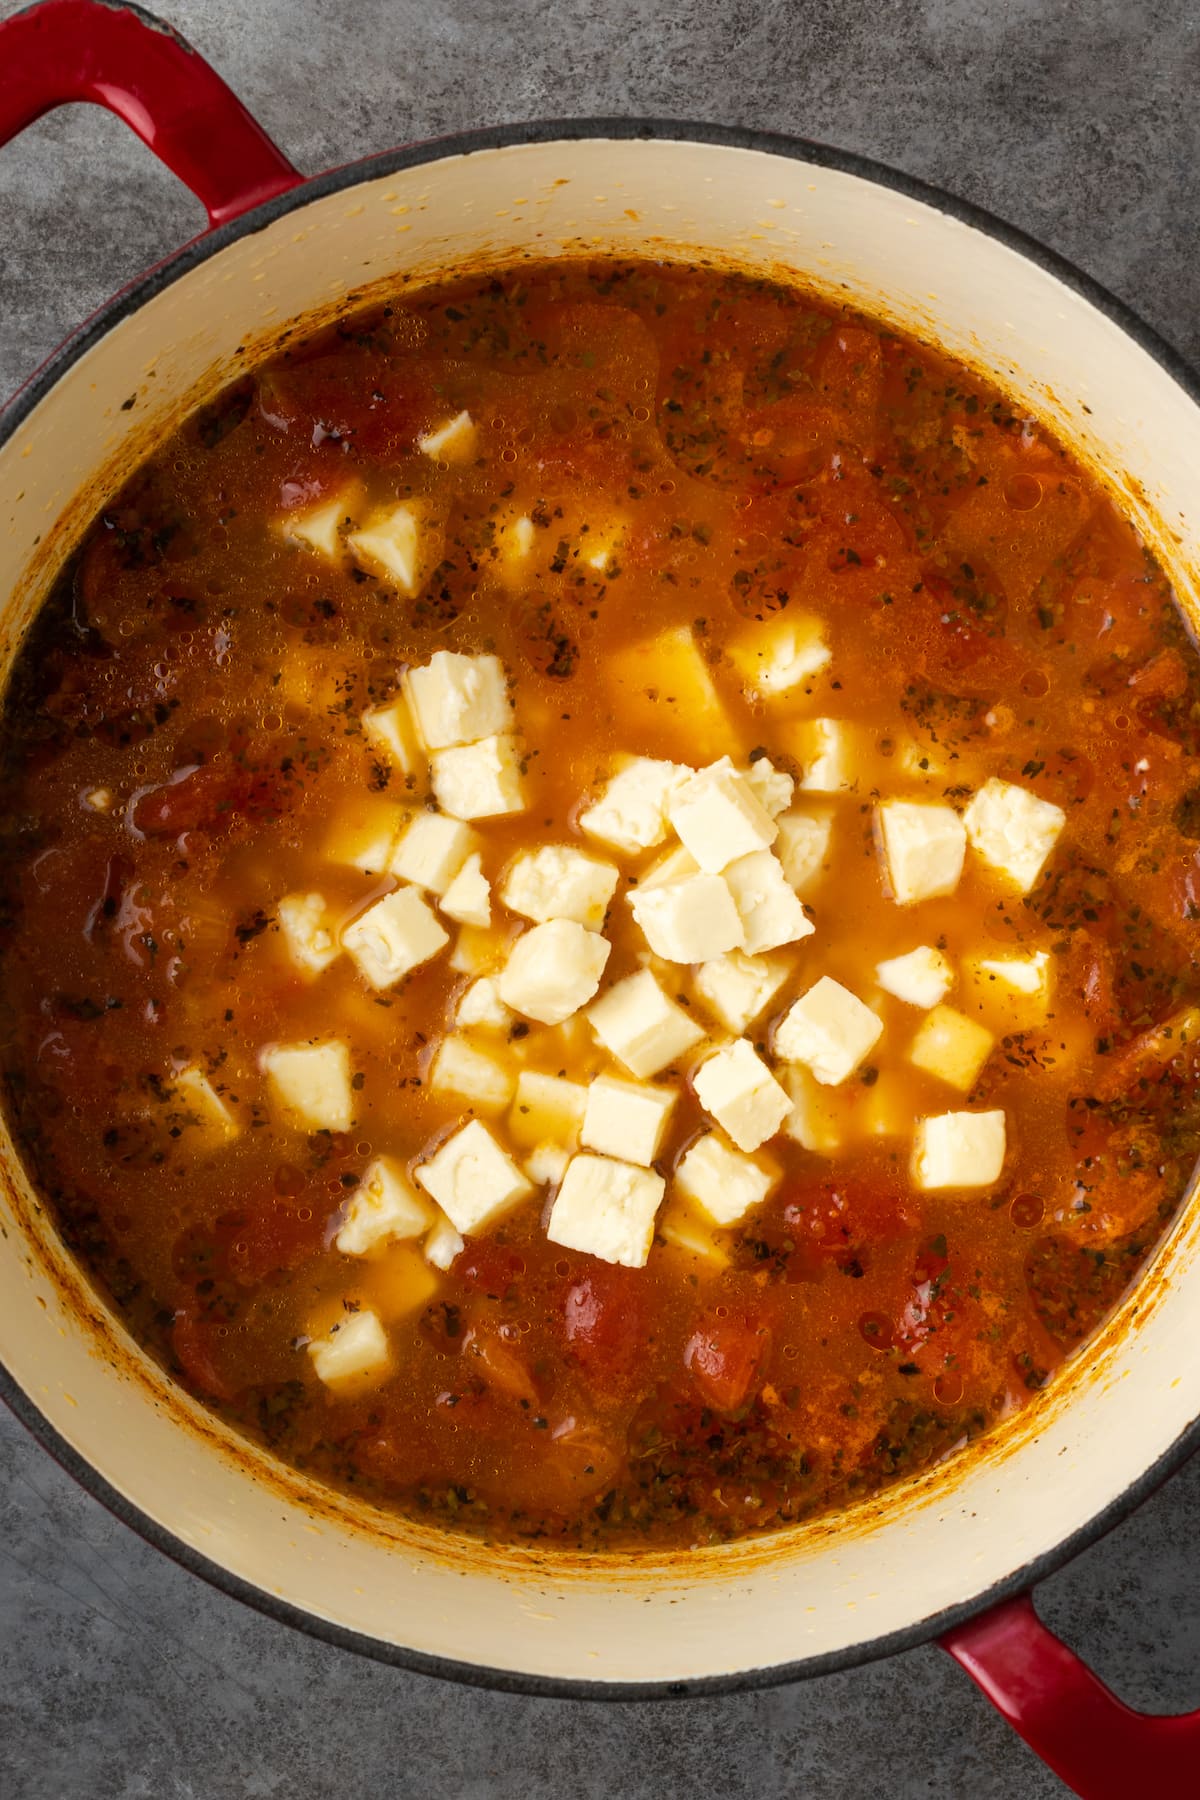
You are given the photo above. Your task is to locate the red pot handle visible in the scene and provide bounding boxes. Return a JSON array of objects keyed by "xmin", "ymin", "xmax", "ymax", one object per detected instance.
[
  {"xmin": 942, "ymin": 1594, "xmax": 1200, "ymax": 1798},
  {"xmin": 0, "ymin": 0, "xmax": 302, "ymax": 227}
]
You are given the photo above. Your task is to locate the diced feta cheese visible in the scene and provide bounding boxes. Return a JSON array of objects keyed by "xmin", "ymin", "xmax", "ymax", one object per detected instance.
[
  {"xmin": 342, "ymin": 887, "xmax": 449, "ymax": 990},
  {"xmin": 743, "ymin": 756, "xmax": 795, "ymax": 817},
  {"xmin": 335, "ymin": 1156, "xmax": 433, "ymax": 1256},
  {"xmin": 414, "ymin": 1119, "xmax": 533, "ymax": 1234},
  {"xmin": 693, "ymin": 1039, "xmax": 791, "ymax": 1152},
  {"xmin": 962, "ymin": 949, "xmax": 1053, "ymax": 1027},
  {"xmin": 578, "ymin": 757, "xmax": 692, "ymax": 857},
  {"xmin": 390, "ymin": 812, "xmax": 476, "ymax": 896},
  {"xmin": 723, "ymin": 849, "xmax": 814, "ymax": 954},
  {"xmin": 82, "ymin": 787, "xmax": 114, "ymax": 813},
  {"xmin": 774, "ymin": 976, "xmax": 883, "ymax": 1087},
  {"xmin": 424, "ymin": 1213, "xmax": 465, "ymax": 1271},
  {"xmin": 876, "ymin": 945, "xmax": 953, "ymax": 1009},
  {"xmin": 795, "ymin": 719, "xmax": 855, "ymax": 793},
  {"xmin": 606, "ymin": 625, "xmax": 734, "ymax": 759},
  {"xmin": 780, "ymin": 1065, "xmax": 845, "ymax": 1154},
  {"xmin": 963, "ymin": 778, "xmax": 1066, "ymax": 893},
  {"xmin": 546, "ymin": 1154, "xmax": 666, "ymax": 1268},
  {"xmin": 912, "ymin": 1110, "xmax": 1007, "ymax": 1190},
  {"xmin": 430, "ymin": 1036, "xmax": 515, "ymax": 1113},
  {"xmin": 282, "ymin": 485, "xmax": 359, "ymax": 561},
  {"xmin": 277, "ymin": 891, "xmax": 340, "ymax": 979},
  {"xmin": 774, "ymin": 809, "xmax": 834, "ymax": 893},
  {"xmin": 348, "ymin": 502, "xmax": 423, "ymax": 595},
  {"xmin": 656, "ymin": 1204, "xmax": 731, "ymax": 1267},
  {"xmin": 728, "ymin": 614, "xmax": 831, "ymax": 696},
  {"xmin": 908, "ymin": 1004, "xmax": 994, "ymax": 1093},
  {"xmin": 430, "ymin": 734, "xmax": 526, "ymax": 820},
  {"xmin": 693, "ymin": 949, "xmax": 793, "ymax": 1034},
  {"xmin": 498, "ymin": 919, "xmax": 610, "ymax": 1024},
  {"xmin": 500, "ymin": 844, "xmax": 619, "ymax": 930},
  {"xmin": 587, "ymin": 968, "xmax": 706, "ymax": 1078},
  {"xmin": 406, "ymin": 651, "xmax": 512, "ymax": 749},
  {"xmin": 261, "ymin": 1039, "xmax": 355, "ymax": 1133},
  {"xmin": 508, "ymin": 1069, "xmax": 588, "ymax": 1149},
  {"xmin": 308, "ymin": 1309, "xmax": 392, "ymax": 1390},
  {"xmin": 162, "ymin": 1065, "xmax": 239, "ymax": 1145},
  {"xmin": 580, "ymin": 1074, "xmax": 677, "ymax": 1166},
  {"xmin": 639, "ymin": 844, "xmax": 701, "ymax": 888},
  {"xmin": 440, "ymin": 852, "xmax": 492, "ymax": 927},
  {"xmin": 628, "ymin": 872, "xmax": 743, "ymax": 962},
  {"xmin": 493, "ymin": 512, "xmax": 535, "ymax": 581},
  {"xmin": 448, "ymin": 924, "xmax": 508, "ymax": 975},
  {"xmin": 673, "ymin": 1132, "xmax": 777, "ymax": 1225},
  {"xmin": 417, "ymin": 409, "xmax": 478, "ymax": 464},
  {"xmin": 860, "ymin": 1070, "xmax": 910, "ymax": 1139},
  {"xmin": 667, "ymin": 756, "xmax": 777, "ymax": 873},
  {"xmin": 361, "ymin": 692, "xmax": 423, "ymax": 776},
  {"xmin": 455, "ymin": 976, "xmax": 513, "ymax": 1032},
  {"xmin": 580, "ymin": 519, "xmax": 627, "ymax": 572},
  {"xmin": 323, "ymin": 795, "xmax": 405, "ymax": 875},
  {"xmin": 525, "ymin": 1142, "xmax": 571, "ymax": 1186},
  {"xmin": 877, "ymin": 799, "xmax": 967, "ymax": 905},
  {"xmin": 368, "ymin": 1246, "xmax": 440, "ymax": 1322}
]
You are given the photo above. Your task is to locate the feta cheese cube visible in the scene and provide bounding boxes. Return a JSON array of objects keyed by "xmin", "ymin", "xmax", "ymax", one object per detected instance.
[
  {"xmin": 261, "ymin": 1039, "xmax": 355, "ymax": 1133},
  {"xmin": 587, "ymin": 968, "xmax": 706, "ymax": 1078},
  {"xmin": 693, "ymin": 949, "xmax": 793, "ymax": 1034},
  {"xmin": 774, "ymin": 976, "xmax": 883, "ymax": 1086},
  {"xmin": 430, "ymin": 1036, "xmax": 515, "ymax": 1113},
  {"xmin": 348, "ymin": 502, "xmax": 423, "ymax": 595},
  {"xmin": 693, "ymin": 1038, "xmax": 791, "ymax": 1151},
  {"xmin": 367, "ymin": 1246, "xmax": 440, "ymax": 1322},
  {"xmin": 390, "ymin": 812, "xmax": 476, "ymax": 896},
  {"xmin": 361, "ymin": 692, "xmax": 423, "ymax": 777},
  {"xmin": 674, "ymin": 1132, "xmax": 777, "ymax": 1225},
  {"xmin": 414, "ymin": 1119, "xmax": 533, "ymax": 1234},
  {"xmin": 406, "ymin": 651, "xmax": 512, "ymax": 749},
  {"xmin": 963, "ymin": 950, "xmax": 1053, "ymax": 1028},
  {"xmin": 912, "ymin": 1109, "xmax": 1007, "ymax": 1190},
  {"xmin": 335, "ymin": 1156, "xmax": 433, "ymax": 1256},
  {"xmin": 277, "ymin": 891, "xmax": 340, "ymax": 979},
  {"xmin": 500, "ymin": 844, "xmax": 619, "ymax": 930},
  {"xmin": 580, "ymin": 1074, "xmax": 677, "ymax": 1166},
  {"xmin": 628, "ymin": 872, "xmax": 743, "ymax": 962},
  {"xmin": 417, "ymin": 409, "xmax": 478, "ymax": 464},
  {"xmin": 963, "ymin": 778, "xmax": 1066, "ymax": 893},
  {"xmin": 795, "ymin": 719, "xmax": 855, "ymax": 793},
  {"xmin": 508, "ymin": 1069, "xmax": 588, "ymax": 1148},
  {"xmin": 308, "ymin": 1308, "xmax": 392, "ymax": 1390},
  {"xmin": 667, "ymin": 756, "xmax": 777, "ymax": 873},
  {"xmin": 578, "ymin": 757, "xmax": 692, "ymax": 857},
  {"xmin": 448, "ymin": 924, "xmax": 508, "ymax": 975},
  {"xmin": 342, "ymin": 887, "xmax": 449, "ymax": 990},
  {"xmin": 639, "ymin": 844, "xmax": 701, "ymax": 888},
  {"xmin": 780, "ymin": 1065, "xmax": 845, "ymax": 1154},
  {"xmin": 455, "ymin": 976, "xmax": 513, "ymax": 1032},
  {"xmin": 546, "ymin": 1154, "xmax": 666, "ymax": 1268},
  {"xmin": 908, "ymin": 1004, "xmax": 994, "ymax": 1093},
  {"xmin": 877, "ymin": 799, "xmax": 967, "ymax": 905},
  {"xmin": 525, "ymin": 1142, "xmax": 572, "ymax": 1186},
  {"xmin": 430, "ymin": 734, "xmax": 526, "ymax": 820},
  {"xmin": 163, "ymin": 1065, "xmax": 239, "ymax": 1145},
  {"xmin": 743, "ymin": 756, "xmax": 795, "ymax": 817},
  {"xmin": 728, "ymin": 614, "xmax": 831, "ymax": 696},
  {"xmin": 440, "ymin": 852, "xmax": 491, "ymax": 927},
  {"xmin": 860, "ymin": 1070, "xmax": 910, "ymax": 1139},
  {"xmin": 876, "ymin": 945, "xmax": 953, "ymax": 1009},
  {"xmin": 282, "ymin": 485, "xmax": 359, "ymax": 561},
  {"xmin": 606, "ymin": 625, "xmax": 734, "ymax": 759},
  {"xmin": 723, "ymin": 849, "xmax": 814, "ymax": 954},
  {"xmin": 656, "ymin": 1204, "xmax": 731, "ymax": 1267},
  {"xmin": 323, "ymin": 795, "xmax": 405, "ymax": 875},
  {"xmin": 498, "ymin": 919, "xmax": 610, "ymax": 1024},
  {"xmin": 774, "ymin": 809, "xmax": 834, "ymax": 893},
  {"xmin": 492, "ymin": 512, "xmax": 535, "ymax": 581},
  {"xmin": 424, "ymin": 1213, "xmax": 464, "ymax": 1271}
]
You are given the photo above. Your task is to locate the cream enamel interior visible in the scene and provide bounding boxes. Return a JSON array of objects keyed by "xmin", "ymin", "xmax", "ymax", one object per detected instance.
[{"xmin": 2, "ymin": 134, "xmax": 1199, "ymax": 1684}]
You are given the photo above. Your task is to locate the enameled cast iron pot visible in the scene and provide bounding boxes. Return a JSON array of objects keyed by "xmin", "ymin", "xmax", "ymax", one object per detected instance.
[{"xmin": 1, "ymin": 5, "xmax": 1199, "ymax": 1792}]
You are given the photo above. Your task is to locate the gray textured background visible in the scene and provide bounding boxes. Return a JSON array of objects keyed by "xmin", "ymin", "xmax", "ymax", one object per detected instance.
[{"xmin": 2, "ymin": 1, "xmax": 1200, "ymax": 1795}]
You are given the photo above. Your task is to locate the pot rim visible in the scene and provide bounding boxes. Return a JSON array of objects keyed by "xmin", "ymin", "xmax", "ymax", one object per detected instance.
[{"xmin": 3, "ymin": 113, "xmax": 1200, "ymax": 1699}]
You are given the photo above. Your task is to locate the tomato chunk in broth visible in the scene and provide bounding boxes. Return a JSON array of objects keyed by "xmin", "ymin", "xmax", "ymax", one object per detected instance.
[{"xmin": 2, "ymin": 259, "xmax": 1199, "ymax": 1551}]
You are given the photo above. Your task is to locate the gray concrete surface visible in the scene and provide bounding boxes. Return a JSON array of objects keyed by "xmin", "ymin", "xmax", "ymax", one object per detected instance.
[{"xmin": 2, "ymin": 1, "xmax": 1200, "ymax": 1794}]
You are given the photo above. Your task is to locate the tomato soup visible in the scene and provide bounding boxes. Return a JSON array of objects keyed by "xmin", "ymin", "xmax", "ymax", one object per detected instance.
[{"xmin": 2, "ymin": 259, "xmax": 1198, "ymax": 1549}]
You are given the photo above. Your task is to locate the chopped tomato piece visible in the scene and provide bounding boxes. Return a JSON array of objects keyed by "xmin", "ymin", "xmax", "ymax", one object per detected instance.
[{"xmin": 683, "ymin": 1311, "xmax": 769, "ymax": 1412}]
